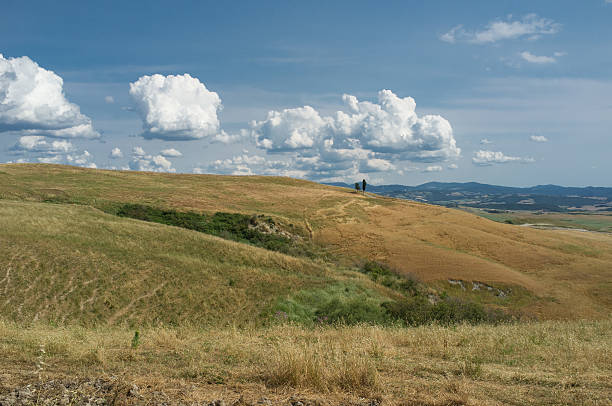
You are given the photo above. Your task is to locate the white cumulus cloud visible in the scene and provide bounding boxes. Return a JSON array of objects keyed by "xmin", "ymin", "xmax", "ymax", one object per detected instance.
[
  {"xmin": 359, "ymin": 158, "xmax": 395, "ymax": 173},
  {"xmin": 129, "ymin": 74, "xmax": 222, "ymax": 140},
  {"xmin": 10, "ymin": 135, "xmax": 75, "ymax": 155},
  {"xmin": 472, "ymin": 150, "xmax": 535, "ymax": 166},
  {"xmin": 104, "ymin": 96, "xmax": 114, "ymax": 104},
  {"xmin": 441, "ymin": 14, "xmax": 560, "ymax": 44},
  {"xmin": 128, "ymin": 146, "xmax": 175, "ymax": 172},
  {"xmin": 214, "ymin": 90, "xmax": 461, "ymax": 181},
  {"xmin": 159, "ymin": 148, "xmax": 183, "ymax": 157},
  {"xmin": 250, "ymin": 89, "xmax": 459, "ymax": 161},
  {"xmin": 132, "ymin": 146, "xmax": 146, "ymax": 156},
  {"xmin": 8, "ymin": 139, "xmax": 97, "ymax": 168},
  {"xmin": 530, "ymin": 135, "xmax": 548, "ymax": 142},
  {"xmin": 0, "ymin": 54, "xmax": 99, "ymax": 138},
  {"xmin": 109, "ymin": 147, "xmax": 123, "ymax": 158}
]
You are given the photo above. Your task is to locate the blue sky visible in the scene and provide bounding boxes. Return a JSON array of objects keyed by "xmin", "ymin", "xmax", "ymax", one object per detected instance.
[{"xmin": 1, "ymin": 0, "xmax": 611, "ymax": 186}]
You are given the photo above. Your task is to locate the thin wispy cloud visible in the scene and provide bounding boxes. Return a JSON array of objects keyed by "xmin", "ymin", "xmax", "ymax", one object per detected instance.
[
  {"xmin": 423, "ymin": 165, "xmax": 443, "ymax": 173},
  {"xmin": 530, "ymin": 135, "xmax": 548, "ymax": 142},
  {"xmin": 472, "ymin": 150, "xmax": 535, "ymax": 166},
  {"xmin": 441, "ymin": 14, "xmax": 560, "ymax": 44},
  {"xmin": 520, "ymin": 51, "xmax": 561, "ymax": 64}
]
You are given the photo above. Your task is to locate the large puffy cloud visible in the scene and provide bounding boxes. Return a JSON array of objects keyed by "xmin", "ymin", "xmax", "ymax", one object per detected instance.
[
  {"xmin": 243, "ymin": 89, "xmax": 459, "ymax": 180},
  {"xmin": 0, "ymin": 54, "xmax": 99, "ymax": 138},
  {"xmin": 252, "ymin": 106, "xmax": 326, "ymax": 151},
  {"xmin": 251, "ymin": 90, "xmax": 459, "ymax": 162},
  {"xmin": 129, "ymin": 74, "xmax": 222, "ymax": 140},
  {"xmin": 472, "ymin": 150, "xmax": 534, "ymax": 166},
  {"xmin": 441, "ymin": 14, "xmax": 560, "ymax": 44}
]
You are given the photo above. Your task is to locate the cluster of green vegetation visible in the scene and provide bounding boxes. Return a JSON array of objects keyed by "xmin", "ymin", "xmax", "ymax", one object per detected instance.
[
  {"xmin": 270, "ymin": 262, "xmax": 511, "ymax": 327},
  {"xmin": 114, "ymin": 203, "xmax": 318, "ymax": 258},
  {"xmin": 359, "ymin": 261, "xmax": 420, "ymax": 295},
  {"xmin": 360, "ymin": 261, "xmax": 510, "ymax": 325},
  {"xmin": 269, "ymin": 283, "xmax": 390, "ymax": 326},
  {"xmin": 382, "ymin": 296, "xmax": 510, "ymax": 326}
]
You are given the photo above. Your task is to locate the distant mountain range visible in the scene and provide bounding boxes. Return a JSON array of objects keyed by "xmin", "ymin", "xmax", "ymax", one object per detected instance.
[{"xmin": 326, "ymin": 182, "xmax": 612, "ymax": 212}]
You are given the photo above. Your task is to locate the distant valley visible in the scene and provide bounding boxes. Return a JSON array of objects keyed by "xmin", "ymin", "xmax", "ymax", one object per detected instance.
[{"xmin": 327, "ymin": 181, "xmax": 612, "ymax": 213}]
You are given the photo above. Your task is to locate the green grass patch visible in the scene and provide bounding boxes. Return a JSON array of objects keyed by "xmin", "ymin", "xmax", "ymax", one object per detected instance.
[
  {"xmin": 268, "ymin": 283, "xmax": 391, "ymax": 326},
  {"xmin": 359, "ymin": 261, "xmax": 420, "ymax": 296}
]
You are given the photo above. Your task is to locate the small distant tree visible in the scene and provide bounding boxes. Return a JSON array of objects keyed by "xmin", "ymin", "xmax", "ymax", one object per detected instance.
[
  {"xmin": 354, "ymin": 182, "xmax": 361, "ymax": 192},
  {"xmin": 362, "ymin": 179, "xmax": 367, "ymax": 195}
]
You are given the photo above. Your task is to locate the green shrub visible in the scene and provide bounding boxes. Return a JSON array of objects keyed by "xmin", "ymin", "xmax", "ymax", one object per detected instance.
[
  {"xmin": 360, "ymin": 261, "xmax": 421, "ymax": 296},
  {"xmin": 382, "ymin": 296, "xmax": 509, "ymax": 326},
  {"xmin": 269, "ymin": 283, "xmax": 390, "ymax": 326},
  {"xmin": 315, "ymin": 296, "xmax": 390, "ymax": 325},
  {"xmin": 115, "ymin": 204, "xmax": 317, "ymax": 258}
]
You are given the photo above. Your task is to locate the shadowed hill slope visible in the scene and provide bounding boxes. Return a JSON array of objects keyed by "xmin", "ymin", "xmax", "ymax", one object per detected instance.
[
  {"xmin": 1, "ymin": 163, "xmax": 611, "ymax": 320},
  {"xmin": 0, "ymin": 199, "xmax": 386, "ymax": 326}
]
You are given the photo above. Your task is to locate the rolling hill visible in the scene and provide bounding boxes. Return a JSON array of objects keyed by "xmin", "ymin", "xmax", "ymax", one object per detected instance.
[
  {"xmin": 1, "ymin": 163, "xmax": 612, "ymax": 405},
  {"xmin": 1, "ymin": 163, "xmax": 611, "ymax": 321}
]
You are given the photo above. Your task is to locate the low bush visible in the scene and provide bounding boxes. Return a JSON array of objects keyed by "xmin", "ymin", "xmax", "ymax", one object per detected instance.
[
  {"xmin": 269, "ymin": 283, "xmax": 391, "ymax": 326},
  {"xmin": 360, "ymin": 261, "xmax": 420, "ymax": 296},
  {"xmin": 383, "ymin": 296, "xmax": 510, "ymax": 326}
]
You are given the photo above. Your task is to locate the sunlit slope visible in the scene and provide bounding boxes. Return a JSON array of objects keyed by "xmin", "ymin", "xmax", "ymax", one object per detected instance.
[
  {"xmin": 1, "ymin": 163, "xmax": 611, "ymax": 319},
  {"xmin": 0, "ymin": 200, "xmax": 342, "ymax": 326}
]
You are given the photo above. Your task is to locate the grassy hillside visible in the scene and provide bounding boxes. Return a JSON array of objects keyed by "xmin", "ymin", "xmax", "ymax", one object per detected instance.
[
  {"xmin": 2, "ymin": 199, "xmax": 420, "ymax": 327},
  {"xmin": 0, "ymin": 200, "xmax": 332, "ymax": 326},
  {"xmin": 1, "ymin": 163, "xmax": 611, "ymax": 320}
]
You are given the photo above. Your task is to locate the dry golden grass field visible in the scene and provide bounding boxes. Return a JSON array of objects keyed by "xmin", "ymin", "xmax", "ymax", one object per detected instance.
[
  {"xmin": 1, "ymin": 163, "xmax": 611, "ymax": 405},
  {"xmin": 0, "ymin": 321, "xmax": 610, "ymax": 405}
]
